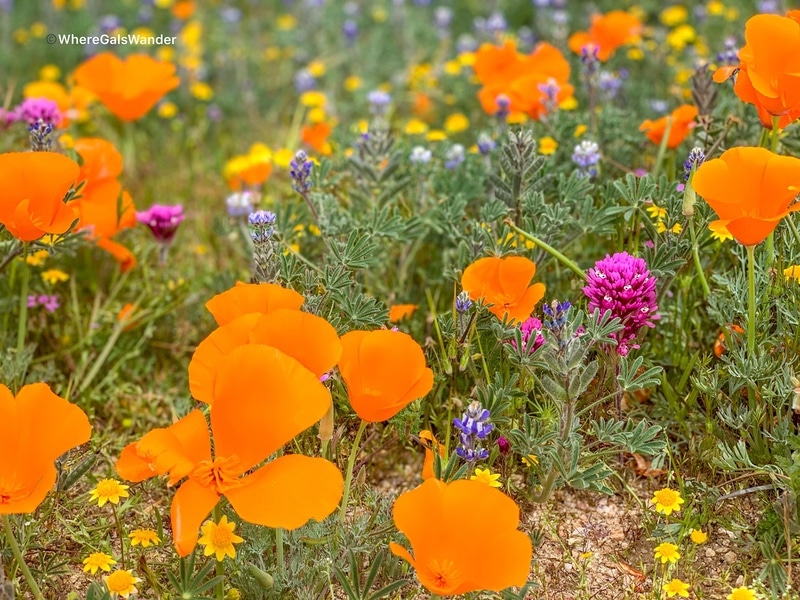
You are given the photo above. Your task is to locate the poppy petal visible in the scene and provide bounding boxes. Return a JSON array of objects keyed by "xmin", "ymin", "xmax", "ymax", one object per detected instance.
[
  {"xmin": 205, "ymin": 282, "xmax": 304, "ymax": 326},
  {"xmin": 171, "ymin": 479, "xmax": 220, "ymax": 557},
  {"xmin": 226, "ymin": 455, "xmax": 343, "ymax": 529},
  {"xmin": 211, "ymin": 345, "xmax": 331, "ymax": 472}
]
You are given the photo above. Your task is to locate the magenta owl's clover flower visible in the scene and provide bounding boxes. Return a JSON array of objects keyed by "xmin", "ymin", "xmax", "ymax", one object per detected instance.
[
  {"xmin": 583, "ymin": 252, "xmax": 659, "ymax": 356},
  {"xmin": 509, "ymin": 317, "xmax": 545, "ymax": 354},
  {"xmin": 136, "ymin": 204, "xmax": 185, "ymax": 244},
  {"xmin": 14, "ymin": 97, "xmax": 62, "ymax": 126}
]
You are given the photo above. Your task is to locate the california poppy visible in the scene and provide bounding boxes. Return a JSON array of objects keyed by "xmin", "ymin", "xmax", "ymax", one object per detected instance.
[
  {"xmin": 69, "ymin": 138, "xmax": 137, "ymax": 269},
  {"xmin": 568, "ymin": 10, "xmax": 642, "ymax": 62},
  {"xmin": 475, "ymin": 41, "xmax": 574, "ymax": 120},
  {"xmin": 388, "ymin": 304, "xmax": 418, "ymax": 322},
  {"xmin": 73, "ymin": 53, "xmax": 179, "ymax": 121},
  {"xmin": 117, "ymin": 344, "xmax": 343, "ymax": 556},
  {"xmin": 338, "ymin": 330, "xmax": 434, "ymax": 423},
  {"xmin": 204, "ymin": 281, "xmax": 305, "ymax": 326},
  {"xmin": 461, "ymin": 256, "xmax": 546, "ymax": 324},
  {"xmin": 0, "ymin": 151, "xmax": 80, "ymax": 241},
  {"xmin": 0, "ymin": 383, "xmax": 91, "ymax": 513},
  {"xmin": 714, "ymin": 14, "xmax": 800, "ymax": 128},
  {"xmin": 692, "ymin": 147, "xmax": 800, "ymax": 246},
  {"xmin": 390, "ymin": 478, "xmax": 532, "ymax": 595},
  {"xmin": 188, "ymin": 309, "xmax": 342, "ymax": 403},
  {"xmin": 639, "ymin": 105, "xmax": 698, "ymax": 149},
  {"xmin": 301, "ymin": 122, "xmax": 333, "ymax": 155},
  {"xmin": 419, "ymin": 430, "xmax": 444, "ymax": 481}
]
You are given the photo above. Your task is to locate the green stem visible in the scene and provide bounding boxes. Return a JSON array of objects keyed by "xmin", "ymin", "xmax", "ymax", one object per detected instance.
[
  {"xmin": 651, "ymin": 117, "xmax": 673, "ymax": 181},
  {"xmin": 747, "ymin": 245, "xmax": 756, "ymax": 356},
  {"xmin": 213, "ymin": 505, "xmax": 224, "ymax": 600},
  {"xmin": 338, "ymin": 420, "xmax": 368, "ymax": 525},
  {"xmin": 506, "ymin": 222, "xmax": 586, "ymax": 279},
  {"xmin": 2, "ymin": 514, "xmax": 44, "ymax": 600},
  {"xmin": 111, "ymin": 504, "xmax": 127, "ymax": 570},
  {"xmin": 275, "ymin": 527, "xmax": 284, "ymax": 578},
  {"xmin": 16, "ymin": 243, "xmax": 29, "ymax": 358},
  {"xmin": 771, "ymin": 115, "xmax": 781, "ymax": 153},
  {"xmin": 689, "ymin": 219, "xmax": 710, "ymax": 298},
  {"xmin": 787, "ymin": 215, "xmax": 800, "ymax": 251}
]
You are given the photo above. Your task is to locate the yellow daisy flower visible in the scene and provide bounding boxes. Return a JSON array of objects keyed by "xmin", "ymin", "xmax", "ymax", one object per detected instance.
[
  {"xmin": 728, "ymin": 587, "xmax": 756, "ymax": 600},
  {"xmin": 470, "ymin": 468, "xmax": 502, "ymax": 488},
  {"xmin": 663, "ymin": 578, "xmax": 690, "ymax": 598},
  {"xmin": 538, "ymin": 137, "xmax": 558, "ymax": 155},
  {"xmin": 651, "ymin": 488, "xmax": 684, "ymax": 515},
  {"xmin": 690, "ymin": 528, "xmax": 708, "ymax": 544},
  {"xmin": 25, "ymin": 250, "xmax": 50, "ymax": 267},
  {"xmin": 103, "ymin": 570, "xmax": 140, "ymax": 599},
  {"xmin": 82, "ymin": 552, "xmax": 116, "ymax": 574},
  {"xmin": 41, "ymin": 269, "xmax": 69, "ymax": 285},
  {"xmin": 198, "ymin": 515, "xmax": 244, "ymax": 562},
  {"xmin": 129, "ymin": 529, "xmax": 161, "ymax": 548},
  {"xmin": 89, "ymin": 479, "xmax": 130, "ymax": 507},
  {"xmin": 709, "ymin": 221, "xmax": 733, "ymax": 242},
  {"xmin": 654, "ymin": 542, "xmax": 681, "ymax": 564}
]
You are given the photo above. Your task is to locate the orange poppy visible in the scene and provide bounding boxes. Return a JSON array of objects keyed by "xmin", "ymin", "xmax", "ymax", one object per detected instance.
[
  {"xmin": 171, "ymin": 0, "xmax": 195, "ymax": 19},
  {"xmin": 0, "ymin": 152, "xmax": 80, "ymax": 242},
  {"xmin": 73, "ymin": 52, "xmax": 179, "ymax": 121},
  {"xmin": 475, "ymin": 41, "xmax": 574, "ymax": 120},
  {"xmin": 692, "ymin": 147, "xmax": 800, "ymax": 246},
  {"xmin": 419, "ymin": 430, "xmax": 445, "ymax": 481},
  {"xmin": 117, "ymin": 344, "xmax": 343, "ymax": 556},
  {"xmin": 714, "ymin": 15, "xmax": 800, "ymax": 128},
  {"xmin": 301, "ymin": 122, "xmax": 333, "ymax": 155},
  {"xmin": 188, "ymin": 309, "xmax": 342, "ymax": 403},
  {"xmin": 388, "ymin": 304, "xmax": 418, "ymax": 322},
  {"xmin": 0, "ymin": 383, "xmax": 91, "ymax": 513},
  {"xmin": 713, "ymin": 324, "xmax": 745, "ymax": 358},
  {"xmin": 568, "ymin": 10, "xmax": 642, "ymax": 62},
  {"xmin": 389, "ymin": 478, "xmax": 532, "ymax": 595},
  {"xmin": 96, "ymin": 237, "xmax": 137, "ymax": 272},
  {"xmin": 338, "ymin": 330, "xmax": 434, "ymax": 423},
  {"xmin": 639, "ymin": 105, "xmax": 698, "ymax": 149},
  {"xmin": 204, "ymin": 282, "xmax": 304, "ymax": 326},
  {"xmin": 69, "ymin": 138, "xmax": 137, "ymax": 269},
  {"xmin": 461, "ymin": 256, "xmax": 545, "ymax": 324}
]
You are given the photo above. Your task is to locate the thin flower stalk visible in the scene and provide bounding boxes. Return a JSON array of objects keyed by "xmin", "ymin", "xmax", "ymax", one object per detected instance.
[
  {"xmin": 338, "ymin": 420, "xmax": 369, "ymax": 524},
  {"xmin": 505, "ymin": 221, "xmax": 586, "ymax": 279},
  {"xmin": 2, "ymin": 515, "xmax": 44, "ymax": 600}
]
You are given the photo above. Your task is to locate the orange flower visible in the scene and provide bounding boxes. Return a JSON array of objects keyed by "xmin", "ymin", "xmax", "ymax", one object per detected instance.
[
  {"xmin": 388, "ymin": 304, "xmax": 418, "ymax": 322},
  {"xmin": 639, "ymin": 105, "xmax": 698, "ymax": 149},
  {"xmin": 692, "ymin": 147, "xmax": 800, "ymax": 246},
  {"xmin": 189, "ymin": 309, "xmax": 342, "ymax": 403},
  {"xmin": 204, "ymin": 281, "xmax": 304, "ymax": 326},
  {"xmin": 568, "ymin": 10, "xmax": 642, "ymax": 62},
  {"xmin": 419, "ymin": 430, "xmax": 445, "ymax": 481},
  {"xmin": 461, "ymin": 256, "xmax": 545, "ymax": 324},
  {"xmin": 69, "ymin": 138, "xmax": 137, "ymax": 269},
  {"xmin": 171, "ymin": 0, "xmax": 195, "ymax": 19},
  {"xmin": 73, "ymin": 52, "xmax": 179, "ymax": 121},
  {"xmin": 338, "ymin": 330, "xmax": 434, "ymax": 423},
  {"xmin": 389, "ymin": 479, "xmax": 532, "ymax": 595},
  {"xmin": 475, "ymin": 41, "xmax": 574, "ymax": 120},
  {"xmin": 301, "ymin": 122, "xmax": 333, "ymax": 155},
  {"xmin": 0, "ymin": 152, "xmax": 80, "ymax": 242},
  {"xmin": 714, "ymin": 15, "xmax": 800, "ymax": 128},
  {"xmin": 714, "ymin": 324, "xmax": 745, "ymax": 358},
  {"xmin": 0, "ymin": 383, "xmax": 91, "ymax": 513},
  {"xmin": 117, "ymin": 344, "xmax": 343, "ymax": 556}
]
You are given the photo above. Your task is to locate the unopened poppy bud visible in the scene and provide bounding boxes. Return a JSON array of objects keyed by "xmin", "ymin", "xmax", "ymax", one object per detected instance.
[
  {"xmin": 247, "ymin": 565, "xmax": 274, "ymax": 590},
  {"xmin": 682, "ymin": 178, "xmax": 697, "ymax": 217}
]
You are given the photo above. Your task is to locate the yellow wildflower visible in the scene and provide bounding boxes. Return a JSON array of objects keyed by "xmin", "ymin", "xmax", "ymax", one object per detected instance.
[
  {"xmin": 690, "ymin": 529, "xmax": 708, "ymax": 544},
  {"xmin": 663, "ymin": 578, "xmax": 690, "ymax": 598},
  {"xmin": 25, "ymin": 250, "xmax": 50, "ymax": 267},
  {"xmin": 427, "ymin": 130, "xmax": 447, "ymax": 142},
  {"xmin": 728, "ymin": 587, "xmax": 756, "ymax": 600},
  {"xmin": 521, "ymin": 454, "xmax": 539, "ymax": 467},
  {"xmin": 276, "ymin": 14, "xmax": 296, "ymax": 30},
  {"xmin": 660, "ymin": 5, "xmax": 688, "ymax": 27},
  {"xmin": 405, "ymin": 119, "xmax": 428, "ymax": 135},
  {"xmin": 158, "ymin": 102, "xmax": 178, "ymax": 119},
  {"xmin": 651, "ymin": 488, "xmax": 684, "ymax": 515},
  {"xmin": 307, "ymin": 60, "xmax": 326, "ymax": 77},
  {"xmin": 39, "ymin": 64, "xmax": 61, "ymax": 81},
  {"xmin": 300, "ymin": 91, "xmax": 327, "ymax": 108},
  {"xmin": 129, "ymin": 529, "xmax": 161, "ymax": 548},
  {"xmin": 344, "ymin": 76, "xmax": 362, "ymax": 91},
  {"xmin": 190, "ymin": 81, "xmax": 213, "ymax": 101},
  {"xmin": 103, "ymin": 570, "xmax": 140, "ymax": 599},
  {"xmin": 709, "ymin": 221, "xmax": 733, "ymax": 242},
  {"xmin": 444, "ymin": 113, "xmax": 469, "ymax": 134},
  {"xmin": 654, "ymin": 542, "xmax": 681, "ymax": 564},
  {"xmin": 41, "ymin": 269, "xmax": 69, "ymax": 285},
  {"xmin": 538, "ymin": 137, "xmax": 558, "ymax": 155},
  {"xmin": 470, "ymin": 468, "xmax": 502, "ymax": 488},
  {"xmin": 198, "ymin": 515, "xmax": 244, "ymax": 561},
  {"xmin": 89, "ymin": 479, "xmax": 130, "ymax": 508},
  {"xmin": 82, "ymin": 552, "xmax": 116, "ymax": 574}
]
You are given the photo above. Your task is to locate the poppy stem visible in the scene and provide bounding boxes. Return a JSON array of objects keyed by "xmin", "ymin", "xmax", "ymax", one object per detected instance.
[
  {"xmin": 2, "ymin": 514, "xmax": 44, "ymax": 600},
  {"xmin": 213, "ymin": 505, "xmax": 225, "ymax": 600},
  {"xmin": 505, "ymin": 221, "xmax": 586, "ymax": 280},
  {"xmin": 111, "ymin": 503, "xmax": 127, "ymax": 570},
  {"xmin": 747, "ymin": 245, "xmax": 756, "ymax": 355},
  {"xmin": 338, "ymin": 419, "xmax": 368, "ymax": 525},
  {"xmin": 16, "ymin": 243, "xmax": 29, "ymax": 360}
]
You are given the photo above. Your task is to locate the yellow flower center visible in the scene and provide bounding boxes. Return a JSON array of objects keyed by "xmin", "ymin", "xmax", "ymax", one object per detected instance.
[
  {"xmin": 96, "ymin": 480, "xmax": 122, "ymax": 497},
  {"xmin": 191, "ymin": 456, "xmax": 243, "ymax": 494},
  {"xmin": 105, "ymin": 570, "xmax": 135, "ymax": 593}
]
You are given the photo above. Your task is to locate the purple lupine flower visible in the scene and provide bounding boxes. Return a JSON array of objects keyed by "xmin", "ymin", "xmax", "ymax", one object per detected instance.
[
  {"xmin": 289, "ymin": 150, "xmax": 313, "ymax": 193},
  {"xmin": 444, "ymin": 144, "xmax": 465, "ymax": 170},
  {"xmin": 14, "ymin": 98, "xmax": 62, "ymax": 126},
  {"xmin": 342, "ymin": 19, "xmax": 358, "ymax": 43},
  {"xmin": 367, "ymin": 89, "xmax": 392, "ymax": 116},
  {"xmin": 456, "ymin": 290, "xmax": 472, "ymax": 313},
  {"xmin": 225, "ymin": 191, "xmax": 256, "ymax": 217},
  {"xmin": 477, "ymin": 133, "xmax": 496, "ymax": 155},
  {"xmin": 583, "ymin": 252, "xmax": 659, "ymax": 356},
  {"xmin": 683, "ymin": 147, "xmax": 705, "ymax": 181},
  {"xmin": 510, "ymin": 317, "xmax": 545, "ymax": 354},
  {"xmin": 136, "ymin": 204, "xmax": 185, "ymax": 244},
  {"xmin": 453, "ymin": 400, "xmax": 493, "ymax": 462},
  {"xmin": 538, "ymin": 77, "xmax": 560, "ymax": 113},
  {"xmin": 572, "ymin": 140, "xmax": 600, "ymax": 177},
  {"xmin": 29, "ymin": 119, "xmax": 55, "ymax": 151},
  {"xmin": 410, "ymin": 146, "xmax": 432, "ymax": 164},
  {"xmin": 294, "ymin": 69, "xmax": 316, "ymax": 93},
  {"xmin": 716, "ymin": 36, "xmax": 739, "ymax": 65}
]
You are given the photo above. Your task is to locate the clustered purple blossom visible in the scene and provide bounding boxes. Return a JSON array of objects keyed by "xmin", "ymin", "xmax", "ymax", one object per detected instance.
[
  {"xmin": 29, "ymin": 119, "xmax": 55, "ymax": 152},
  {"xmin": 509, "ymin": 317, "xmax": 545, "ymax": 354},
  {"xmin": 538, "ymin": 78, "xmax": 560, "ymax": 113},
  {"xmin": 1, "ymin": 97, "xmax": 62, "ymax": 129},
  {"xmin": 248, "ymin": 209, "xmax": 277, "ymax": 244},
  {"xmin": 572, "ymin": 140, "xmax": 601, "ymax": 178},
  {"xmin": 717, "ymin": 37, "xmax": 739, "ymax": 65},
  {"xmin": 444, "ymin": 144, "xmax": 465, "ymax": 169},
  {"xmin": 456, "ymin": 290, "xmax": 472, "ymax": 313},
  {"xmin": 495, "ymin": 94, "xmax": 511, "ymax": 121},
  {"xmin": 583, "ymin": 252, "xmax": 659, "ymax": 356},
  {"xmin": 136, "ymin": 204, "xmax": 185, "ymax": 244},
  {"xmin": 367, "ymin": 90, "xmax": 392, "ymax": 116},
  {"xmin": 454, "ymin": 400, "xmax": 493, "ymax": 462},
  {"xmin": 683, "ymin": 147, "xmax": 705, "ymax": 181},
  {"xmin": 225, "ymin": 191, "xmax": 257, "ymax": 217},
  {"xmin": 27, "ymin": 294, "xmax": 60, "ymax": 313},
  {"xmin": 290, "ymin": 150, "xmax": 313, "ymax": 194},
  {"xmin": 477, "ymin": 133, "xmax": 496, "ymax": 155}
]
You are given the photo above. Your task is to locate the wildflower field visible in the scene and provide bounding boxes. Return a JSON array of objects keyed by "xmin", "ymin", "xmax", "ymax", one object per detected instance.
[{"xmin": 5, "ymin": 0, "xmax": 800, "ymax": 598}]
